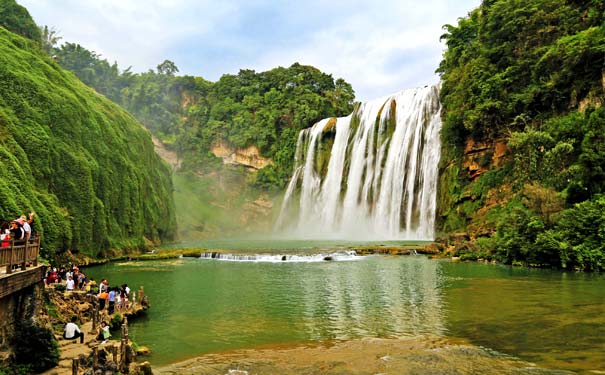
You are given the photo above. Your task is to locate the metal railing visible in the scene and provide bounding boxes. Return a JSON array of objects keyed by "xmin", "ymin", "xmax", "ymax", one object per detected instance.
[{"xmin": 0, "ymin": 234, "xmax": 40, "ymax": 274}]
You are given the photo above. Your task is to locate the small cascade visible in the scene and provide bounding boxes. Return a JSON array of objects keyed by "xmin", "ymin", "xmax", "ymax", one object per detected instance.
[
  {"xmin": 276, "ymin": 85, "xmax": 441, "ymax": 240},
  {"xmin": 198, "ymin": 251, "xmax": 360, "ymax": 263}
]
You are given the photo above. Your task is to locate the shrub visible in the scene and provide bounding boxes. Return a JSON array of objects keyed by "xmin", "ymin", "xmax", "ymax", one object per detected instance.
[
  {"xmin": 53, "ymin": 284, "xmax": 66, "ymax": 292},
  {"xmin": 110, "ymin": 313, "xmax": 123, "ymax": 328},
  {"xmin": 11, "ymin": 321, "xmax": 59, "ymax": 373}
]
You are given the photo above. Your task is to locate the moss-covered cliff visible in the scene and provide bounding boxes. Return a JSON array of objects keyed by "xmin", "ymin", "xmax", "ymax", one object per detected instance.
[
  {"xmin": 0, "ymin": 25, "xmax": 176, "ymax": 259},
  {"xmin": 437, "ymin": 0, "xmax": 605, "ymax": 270}
]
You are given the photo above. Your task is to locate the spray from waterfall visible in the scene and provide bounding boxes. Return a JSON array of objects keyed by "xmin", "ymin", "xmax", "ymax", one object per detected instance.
[{"xmin": 276, "ymin": 85, "xmax": 441, "ymax": 240}]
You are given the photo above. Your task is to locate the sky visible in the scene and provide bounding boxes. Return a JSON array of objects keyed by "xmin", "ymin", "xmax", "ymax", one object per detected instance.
[{"xmin": 20, "ymin": 0, "xmax": 481, "ymax": 101}]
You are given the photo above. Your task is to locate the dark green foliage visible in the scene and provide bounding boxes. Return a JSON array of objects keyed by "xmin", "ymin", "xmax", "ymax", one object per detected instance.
[
  {"xmin": 438, "ymin": 0, "xmax": 605, "ymax": 270},
  {"xmin": 11, "ymin": 321, "xmax": 59, "ymax": 373},
  {"xmin": 180, "ymin": 64, "xmax": 355, "ymax": 189},
  {"xmin": 439, "ymin": 0, "xmax": 604, "ymax": 141},
  {"xmin": 0, "ymin": 27, "xmax": 175, "ymax": 258},
  {"xmin": 550, "ymin": 195, "xmax": 605, "ymax": 271},
  {"xmin": 0, "ymin": 0, "xmax": 41, "ymax": 42}
]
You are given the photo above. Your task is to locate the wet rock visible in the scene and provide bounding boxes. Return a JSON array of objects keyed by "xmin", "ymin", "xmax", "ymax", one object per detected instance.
[
  {"xmin": 139, "ymin": 361, "xmax": 153, "ymax": 375},
  {"xmin": 136, "ymin": 346, "xmax": 151, "ymax": 356}
]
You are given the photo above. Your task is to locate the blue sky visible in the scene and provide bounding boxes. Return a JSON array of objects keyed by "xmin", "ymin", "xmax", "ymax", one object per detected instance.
[{"xmin": 20, "ymin": 0, "xmax": 480, "ymax": 101}]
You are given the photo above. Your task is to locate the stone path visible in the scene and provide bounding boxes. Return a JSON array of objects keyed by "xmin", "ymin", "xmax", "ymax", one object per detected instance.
[{"xmin": 41, "ymin": 321, "xmax": 119, "ymax": 375}]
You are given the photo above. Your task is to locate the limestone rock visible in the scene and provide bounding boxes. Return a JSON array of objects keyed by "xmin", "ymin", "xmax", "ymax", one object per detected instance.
[{"xmin": 211, "ymin": 140, "xmax": 273, "ymax": 170}]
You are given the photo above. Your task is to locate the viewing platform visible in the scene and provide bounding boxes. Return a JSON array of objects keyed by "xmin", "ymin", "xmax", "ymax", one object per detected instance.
[{"xmin": 0, "ymin": 235, "xmax": 43, "ymax": 299}]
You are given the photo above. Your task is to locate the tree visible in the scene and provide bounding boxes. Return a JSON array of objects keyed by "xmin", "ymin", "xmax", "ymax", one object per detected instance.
[
  {"xmin": 39, "ymin": 25, "xmax": 62, "ymax": 55},
  {"xmin": 157, "ymin": 59, "xmax": 179, "ymax": 76}
]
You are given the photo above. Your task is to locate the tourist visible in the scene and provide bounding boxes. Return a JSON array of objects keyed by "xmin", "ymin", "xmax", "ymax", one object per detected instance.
[
  {"xmin": 108, "ymin": 288, "xmax": 116, "ymax": 314},
  {"xmin": 63, "ymin": 316, "xmax": 84, "ymax": 343},
  {"xmin": 86, "ymin": 278, "xmax": 97, "ymax": 294},
  {"xmin": 95, "ymin": 321, "xmax": 111, "ymax": 343},
  {"xmin": 121, "ymin": 284, "xmax": 130, "ymax": 309},
  {"xmin": 20, "ymin": 215, "xmax": 31, "ymax": 241},
  {"xmin": 46, "ymin": 269, "xmax": 58, "ymax": 285},
  {"xmin": 98, "ymin": 289, "xmax": 109, "ymax": 310},
  {"xmin": 26, "ymin": 212, "xmax": 35, "ymax": 242},
  {"xmin": 66, "ymin": 276, "xmax": 75, "ymax": 291},
  {"xmin": 78, "ymin": 272, "xmax": 87, "ymax": 290},
  {"xmin": 100, "ymin": 279, "xmax": 108, "ymax": 293},
  {"xmin": 1, "ymin": 221, "xmax": 11, "ymax": 248},
  {"xmin": 9, "ymin": 220, "xmax": 24, "ymax": 241}
]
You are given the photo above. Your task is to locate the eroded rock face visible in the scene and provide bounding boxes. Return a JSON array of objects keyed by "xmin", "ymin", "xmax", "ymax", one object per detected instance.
[
  {"xmin": 462, "ymin": 139, "xmax": 508, "ymax": 180},
  {"xmin": 211, "ymin": 140, "xmax": 273, "ymax": 170},
  {"xmin": 152, "ymin": 136, "xmax": 181, "ymax": 170},
  {"xmin": 0, "ymin": 268, "xmax": 48, "ymax": 366}
]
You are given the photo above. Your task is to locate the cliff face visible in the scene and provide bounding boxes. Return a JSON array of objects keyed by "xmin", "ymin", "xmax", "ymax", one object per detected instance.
[
  {"xmin": 0, "ymin": 267, "xmax": 49, "ymax": 367},
  {"xmin": 0, "ymin": 25, "xmax": 176, "ymax": 258},
  {"xmin": 211, "ymin": 140, "xmax": 273, "ymax": 170}
]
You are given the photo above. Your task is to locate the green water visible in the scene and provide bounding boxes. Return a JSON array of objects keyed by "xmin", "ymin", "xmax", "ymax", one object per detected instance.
[{"xmin": 86, "ymin": 253, "xmax": 605, "ymax": 373}]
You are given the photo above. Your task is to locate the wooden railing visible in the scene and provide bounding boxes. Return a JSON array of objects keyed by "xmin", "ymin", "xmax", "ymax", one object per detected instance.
[{"xmin": 0, "ymin": 234, "xmax": 40, "ymax": 274}]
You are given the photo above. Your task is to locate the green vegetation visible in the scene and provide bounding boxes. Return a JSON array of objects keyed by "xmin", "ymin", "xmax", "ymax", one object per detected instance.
[
  {"xmin": 11, "ymin": 321, "xmax": 59, "ymax": 373},
  {"xmin": 48, "ymin": 37, "xmax": 354, "ymax": 237},
  {"xmin": 438, "ymin": 0, "xmax": 605, "ymax": 270},
  {"xmin": 0, "ymin": 0, "xmax": 40, "ymax": 42},
  {"xmin": 50, "ymin": 42, "xmax": 355, "ymax": 189},
  {"xmin": 0, "ymin": 23, "xmax": 176, "ymax": 259}
]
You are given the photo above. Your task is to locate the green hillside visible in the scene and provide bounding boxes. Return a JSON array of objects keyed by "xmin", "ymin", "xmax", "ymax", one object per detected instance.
[
  {"xmin": 437, "ymin": 0, "xmax": 605, "ymax": 270},
  {"xmin": 0, "ymin": 26, "xmax": 176, "ymax": 259}
]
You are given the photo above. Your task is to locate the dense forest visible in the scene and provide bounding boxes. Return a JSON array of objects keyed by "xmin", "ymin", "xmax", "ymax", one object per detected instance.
[
  {"xmin": 437, "ymin": 0, "xmax": 605, "ymax": 270},
  {"xmin": 0, "ymin": 0, "xmax": 176, "ymax": 259},
  {"xmin": 48, "ymin": 45, "xmax": 355, "ymax": 189},
  {"xmin": 44, "ymin": 34, "xmax": 355, "ymax": 238}
]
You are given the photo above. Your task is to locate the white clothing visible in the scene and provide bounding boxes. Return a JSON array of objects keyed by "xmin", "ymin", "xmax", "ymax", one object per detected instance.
[
  {"xmin": 64, "ymin": 322, "xmax": 80, "ymax": 338},
  {"xmin": 22, "ymin": 222, "xmax": 31, "ymax": 237},
  {"xmin": 66, "ymin": 279, "xmax": 75, "ymax": 290}
]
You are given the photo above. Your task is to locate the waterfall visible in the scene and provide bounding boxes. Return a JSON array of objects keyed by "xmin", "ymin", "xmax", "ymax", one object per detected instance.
[{"xmin": 276, "ymin": 85, "xmax": 441, "ymax": 240}]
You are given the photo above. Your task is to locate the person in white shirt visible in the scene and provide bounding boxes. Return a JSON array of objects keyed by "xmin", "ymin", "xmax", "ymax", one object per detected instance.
[
  {"xmin": 63, "ymin": 316, "xmax": 84, "ymax": 343},
  {"xmin": 20, "ymin": 215, "xmax": 31, "ymax": 240},
  {"xmin": 66, "ymin": 276, "xmax": 75, "ymax": 291}
]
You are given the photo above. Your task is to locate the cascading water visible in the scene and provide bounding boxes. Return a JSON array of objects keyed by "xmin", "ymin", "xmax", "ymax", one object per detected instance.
[{"xmin": 276, "ymin": 84, "xmax": 441, "ymax": 240}]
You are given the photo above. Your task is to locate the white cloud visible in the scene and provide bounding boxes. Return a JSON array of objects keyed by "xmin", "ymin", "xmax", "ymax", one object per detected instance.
[{"xmin": 19, "ymin": 0, "xmax": 480, "ymax": 101}]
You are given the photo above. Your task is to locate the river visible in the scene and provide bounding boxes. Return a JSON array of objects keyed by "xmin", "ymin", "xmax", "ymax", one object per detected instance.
[{"xmin": 86, "ymin": 243, "xmax": 604, "ymax": 374}]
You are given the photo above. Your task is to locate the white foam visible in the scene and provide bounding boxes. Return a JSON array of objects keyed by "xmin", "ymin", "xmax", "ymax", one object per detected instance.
[{"xmin": 198, "ymin": 250, "xmax": 362, "ymax": 263}]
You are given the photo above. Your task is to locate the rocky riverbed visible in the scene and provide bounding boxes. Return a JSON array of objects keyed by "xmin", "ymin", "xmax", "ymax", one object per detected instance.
[{"xmin": 156, "ymin": 336, "xmax": 573, "ymax": 375}]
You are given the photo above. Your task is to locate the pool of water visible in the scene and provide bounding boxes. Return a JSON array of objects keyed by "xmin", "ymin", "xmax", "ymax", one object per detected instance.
[{"xmin": 86, "ymin": 253, "xmax": 605, "ymax": 373}]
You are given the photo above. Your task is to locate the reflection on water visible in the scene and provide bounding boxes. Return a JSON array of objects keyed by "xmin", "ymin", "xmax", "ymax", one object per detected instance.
[
  {"xmin": 86, "ymin": 255, "xmax": 605, "ymax": 373},
  {"xmin": 297, "ymin": 256, "xmax": 445, "ymax": 341},
  {"xmin": 87, "ymin": 256, "xmax": 446, "ymax": 365}
]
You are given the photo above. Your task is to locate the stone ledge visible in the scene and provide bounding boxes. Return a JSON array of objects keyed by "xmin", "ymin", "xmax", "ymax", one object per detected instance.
[{"xmin": 0, "ymin": 266, "xmax": 45, "ymax": 299}]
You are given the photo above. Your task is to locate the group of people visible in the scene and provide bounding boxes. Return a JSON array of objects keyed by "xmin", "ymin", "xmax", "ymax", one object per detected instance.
[
  {"xmin": 47, "ymin": 264, "xmax": 134, "ymax": 313},
  {"xmin": 63, "ymin": 317, "xmax": 111, "ymax": 344},
  {"xmin": 1, "ymin": 212, "xmax": 35, "ymax": 247},
  {"xmin": 98, "ymin": 279, "xmax": 132, "ymax": 314},
  {"xmin": 45, "ymin": 264, "xmax": 91, "ymax": 292},
  {"xmin": 58, "ymin": 266, "xmax": 134, "ymax": 345}
]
